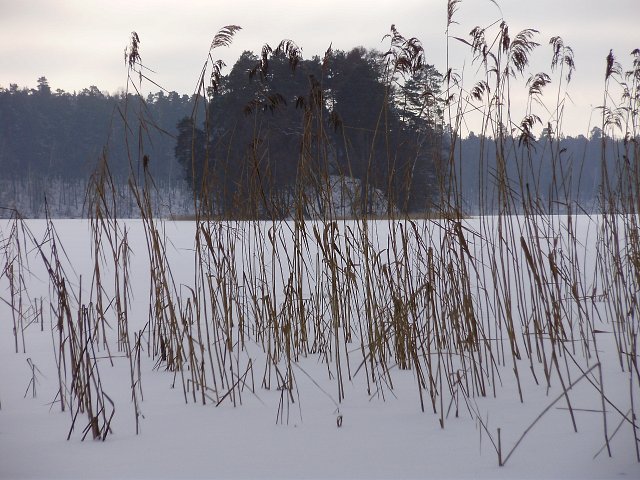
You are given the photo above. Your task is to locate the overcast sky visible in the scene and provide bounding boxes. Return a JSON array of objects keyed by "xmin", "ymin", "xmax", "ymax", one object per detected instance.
[{"xmin": 1, "ymin": 0, "xmax": 637, "ymax": 135}]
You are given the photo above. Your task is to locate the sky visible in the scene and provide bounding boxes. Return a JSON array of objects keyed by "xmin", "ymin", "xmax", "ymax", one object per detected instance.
[{"xmin": 1, "ymin": 0, "xmax": 637, "ymax": 135}]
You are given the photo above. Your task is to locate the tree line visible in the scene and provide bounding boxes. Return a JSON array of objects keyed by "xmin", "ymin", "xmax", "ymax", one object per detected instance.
[
  {"xmin": 0, "ymin": 56, "xmax": 626, "ymax": 218},
  {"xmin": 453, "ymin": 127, "xmax": 624, "ymax": 214},
  {"xmin": 0, "ymin": 77, "xmax": 196, "ymax": 183}
]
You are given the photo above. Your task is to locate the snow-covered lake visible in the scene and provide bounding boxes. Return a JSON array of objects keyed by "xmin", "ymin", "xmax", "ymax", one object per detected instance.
[{"xmin": 1, "ymin": 216, "xmax": 638, "ymax": 479}]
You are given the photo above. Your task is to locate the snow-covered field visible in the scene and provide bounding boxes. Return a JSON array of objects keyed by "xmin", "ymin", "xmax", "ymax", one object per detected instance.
[{"xmin": 1, "ymin": 216, "xmax": 639, "ymax": 479}]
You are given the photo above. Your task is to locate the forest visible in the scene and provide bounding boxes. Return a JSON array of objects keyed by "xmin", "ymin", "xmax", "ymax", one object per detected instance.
[
  {"xmin": 0, "ymin": 45, "xmax": 623, "ymax": 218},
  {"xmin": 0, "ymin": 76, "xmax": 197, "ymax": 216}
]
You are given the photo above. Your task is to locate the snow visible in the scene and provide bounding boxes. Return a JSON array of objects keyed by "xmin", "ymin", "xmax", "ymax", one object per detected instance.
[{"xmin": 1, "ymin": 216, "xmax": 639, "ymax": 479}]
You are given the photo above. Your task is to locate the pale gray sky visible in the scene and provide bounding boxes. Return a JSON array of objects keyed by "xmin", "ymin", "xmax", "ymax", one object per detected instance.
[{"xmin": 1, "ymin": 0, "xmax": 637, "ymax": 135}]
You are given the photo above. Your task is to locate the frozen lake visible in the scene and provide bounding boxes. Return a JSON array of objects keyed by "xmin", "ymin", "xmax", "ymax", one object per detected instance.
[{"xmin": 1, "ymin": 215, "xmax": 639, "ymax": 478}]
